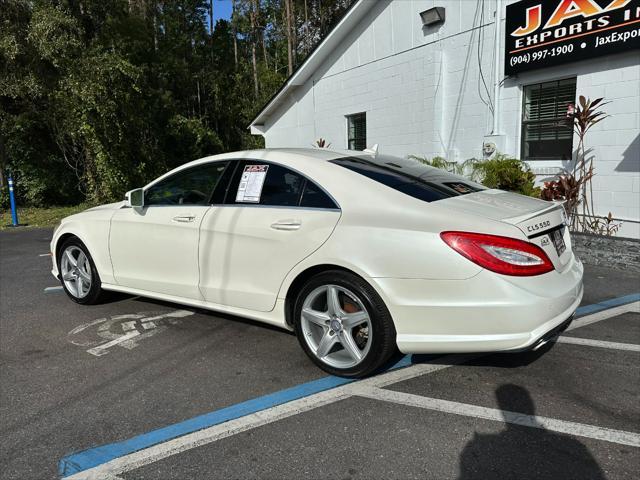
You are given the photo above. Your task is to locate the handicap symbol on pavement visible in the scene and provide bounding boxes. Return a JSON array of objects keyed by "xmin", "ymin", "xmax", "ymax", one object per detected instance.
[{"xmin": 67, "ymin": 310, "xmax": 195, "ymax": 356}]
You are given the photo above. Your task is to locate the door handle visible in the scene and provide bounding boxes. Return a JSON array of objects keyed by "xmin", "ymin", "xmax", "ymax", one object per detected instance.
[
  {"xmin": 270, "ymin": 220, "xmax": 302, "ymax": 231},
  {"xmin": 172, "ymin": 215, "xmax": 196, "ymax": 223}
]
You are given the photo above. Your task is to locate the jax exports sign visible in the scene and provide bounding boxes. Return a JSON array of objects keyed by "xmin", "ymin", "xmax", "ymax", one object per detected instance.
[{"xmin": 505, "ymin": 0, "xmax": 640, "ymax": 75}]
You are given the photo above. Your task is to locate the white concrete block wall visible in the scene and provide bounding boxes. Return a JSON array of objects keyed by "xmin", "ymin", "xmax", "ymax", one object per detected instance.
[{"xmin": 261, "ymin": 0, "xmax": 640, "ymax": 238}]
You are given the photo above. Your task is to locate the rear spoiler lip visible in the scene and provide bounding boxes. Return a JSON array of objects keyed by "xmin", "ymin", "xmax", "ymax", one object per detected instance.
[
  {"xmin": 501, "ymin": 202, "xmax": 563, "ymax": 225},
  {"xmin": 502, "ymin": 203, "xmax": 568, "ymax": 240}
]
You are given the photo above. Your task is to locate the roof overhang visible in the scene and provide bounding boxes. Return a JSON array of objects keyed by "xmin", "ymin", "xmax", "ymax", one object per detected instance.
[{"xmin": 249, "ymin": 0, "xmax": 375, "ymax": 133}]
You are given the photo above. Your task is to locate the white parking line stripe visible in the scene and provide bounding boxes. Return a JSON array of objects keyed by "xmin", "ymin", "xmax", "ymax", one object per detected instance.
[
  {"xmin": 39, "ymin": 253, "xmax": 52, "ymax": 257},
  {"xmin": 65, "ymin": 389, "xmax": 353, "ymax": 479},
  {"xmin": 61, "ymin": 303, "xmax": 639, "ymax": 478},
  {"xmin": 354, "ymin": 386, "xmax": 640, "ymax": 448},
  {"xmin": 366, "ymin": 354, "xmax": 479, "ymax": 389},
  {"xmin": 567, "ymin": 301, "xmax": 639, "ymax": 332},
  {"xmin": 63, "ymin": 355, "xmax": 470, "ymax": 479},
  {"xmin": 44, "ymin": 286, "xmax": 63, "ymax": 293},
  {"xmin": 557, "ymin": 336, "xmax": 640, "ymax": 352}
]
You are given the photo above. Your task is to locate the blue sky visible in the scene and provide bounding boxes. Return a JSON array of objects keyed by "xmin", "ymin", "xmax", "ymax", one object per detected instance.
[{"xmin": 208, "ymin": 0, "xmax": 233, "ymax": 30}]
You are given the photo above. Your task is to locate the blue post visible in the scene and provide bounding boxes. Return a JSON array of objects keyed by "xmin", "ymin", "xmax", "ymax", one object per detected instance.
[{"xmin": 8, "ymin": 173, "xmax": 19, "ymax": 227}]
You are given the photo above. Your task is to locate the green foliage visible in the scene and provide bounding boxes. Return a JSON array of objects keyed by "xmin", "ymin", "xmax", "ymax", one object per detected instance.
[
  {"xmin": 1, "ymin": 0, "xmax": 356, "ymax": 208},
  {"xmin": 468, "ymin": 154, "xmax": 540, "ymax": 197},
  {"xmin": 167, "ymin": 115, "xmax": 224, "ymax": 163},
  {"xmin": 409, "ymin": 155, "xmax": 466, "ymax": 175},
  {"xmin": 0, "ymin": 203, "xmax": 95, "ymax": 230},
  {"xmin": 409, "ymin": 153, "xmax": 541, "ymax": 197}
]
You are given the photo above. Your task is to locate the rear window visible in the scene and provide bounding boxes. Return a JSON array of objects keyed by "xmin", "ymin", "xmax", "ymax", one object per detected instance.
[{"xmin": 331, "ymin": 155, "xmax": 485, "ymax": 202}]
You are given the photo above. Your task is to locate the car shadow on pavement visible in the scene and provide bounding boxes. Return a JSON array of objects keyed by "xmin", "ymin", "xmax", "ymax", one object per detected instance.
[
  {"xmin": 457, "ymin": 384, "xmax": 605, "ymax": 480},
  {"xmin": 406, "ymin": 340, "xmax": 557, "ymax": 371}
]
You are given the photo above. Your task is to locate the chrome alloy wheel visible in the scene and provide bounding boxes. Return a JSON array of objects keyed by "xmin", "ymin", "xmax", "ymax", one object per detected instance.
[
  {"xmin": 60, "ymin": 246, "xmax": 92, "ymax": 299},
  {"xmin": 300, "ymin": 284, "xmax": 372, "ymax": 369}
]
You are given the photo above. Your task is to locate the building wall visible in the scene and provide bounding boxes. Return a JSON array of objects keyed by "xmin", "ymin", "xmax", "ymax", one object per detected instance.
[{"xmin": 261, "ymin": 0, "xmax": 640, "ymax": 238}]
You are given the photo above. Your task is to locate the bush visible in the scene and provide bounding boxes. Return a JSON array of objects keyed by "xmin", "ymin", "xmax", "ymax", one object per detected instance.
[
  {"xmin": 468, "ymin": 154, "xmax": 540, "ymax": 197},
  {"xmin": 408, "ymin": 153, "xmax": 540, "ymax": 197},
  {"xmin": 408, "ymin": 155, "xmax": 465, "ymax": 175}
]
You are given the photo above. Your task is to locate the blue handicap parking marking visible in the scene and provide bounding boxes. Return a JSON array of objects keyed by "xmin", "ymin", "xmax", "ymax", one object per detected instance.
[
  {"xmin": 58, "ymin": 293, "xmax": 639, "ymax": 477},
  {"xmin": 575, "ymin": 293, "xmax": 639, "ymax": 316}
]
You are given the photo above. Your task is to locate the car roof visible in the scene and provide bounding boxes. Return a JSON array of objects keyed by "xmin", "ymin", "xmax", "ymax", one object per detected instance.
[
  {"xmin": 144, "ymin": 148, "xmax": 365, "ymax": 189},
  {"xmin": 203, "ymin": 148, "xmax": 361, "ymax": 163}
]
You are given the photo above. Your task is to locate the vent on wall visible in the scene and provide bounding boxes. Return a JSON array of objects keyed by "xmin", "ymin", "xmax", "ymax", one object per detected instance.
[{"xmin": 419, "ymin": 7, "xmax": 445, "ymax": 27}]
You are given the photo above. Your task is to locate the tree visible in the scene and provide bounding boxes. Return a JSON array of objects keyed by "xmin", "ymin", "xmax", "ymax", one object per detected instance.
[{"xmin": 0, "ymin": 0, "xmax": 357, "ymax": 208}]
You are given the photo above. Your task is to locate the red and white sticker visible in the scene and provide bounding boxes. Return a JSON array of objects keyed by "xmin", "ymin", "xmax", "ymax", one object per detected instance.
[{"xmin": 236, "ymin": 165, "xmax": 268, "ymax": 203}]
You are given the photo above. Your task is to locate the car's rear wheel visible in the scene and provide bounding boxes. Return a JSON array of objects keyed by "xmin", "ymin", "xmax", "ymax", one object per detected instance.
[
  {"xmin": 293, "ymin": 270, "xmax": 397, "ymax": 377},
  {"xmin": 58, "ymin": 237, "xmax": 105, "ymax": 305}
]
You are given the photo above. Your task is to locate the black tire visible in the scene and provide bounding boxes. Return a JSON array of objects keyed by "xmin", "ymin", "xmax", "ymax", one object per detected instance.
[
  {"xmin": 293, "ymin": 270, "xmax": 397, "ymax": 378},
  {"xmin": 57, "ymin": 237, "xmax": 106, "ymax": 305}
]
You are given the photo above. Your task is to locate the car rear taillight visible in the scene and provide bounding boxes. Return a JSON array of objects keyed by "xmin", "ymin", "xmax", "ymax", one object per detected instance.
[{"xmin": 440, "ymin": 231, "xmax": 554, "ymax": 276}]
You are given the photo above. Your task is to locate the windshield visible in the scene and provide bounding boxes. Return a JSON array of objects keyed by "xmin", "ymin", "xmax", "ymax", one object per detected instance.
[{"xmin": 331, "ymin": 154, "xmax": 485, "ymax": 202}]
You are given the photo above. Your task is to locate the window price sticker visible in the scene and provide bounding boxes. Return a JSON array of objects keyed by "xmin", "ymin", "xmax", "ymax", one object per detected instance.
[{"xmin": 236, "ymin": 165, "xmax": 269, "ymax": 203}]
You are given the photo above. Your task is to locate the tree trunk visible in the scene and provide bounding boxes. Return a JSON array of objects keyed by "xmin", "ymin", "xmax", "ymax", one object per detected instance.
[
  {"xmin": 209, "ymin": 0, "xmax": 214, "ymax": 34},
  {"xmin": 285, "ymin": 0, "xmax": 293, "ymax": 76},
  {"xmin": 251, "ymin": 0, "xmax": 259, "ymax": 97},
  {"xmin": 0, "ymin": 133, "xmax": 6, "ymax": 192},
  {"xmin": 262, "ymin": 33, "xmax": 268, "ymax": 68},
  {"xmin": 291, "ymin": 0, "xmax": 297, "ymax": 67},
  {"xmin": 232, "ymin": 0, "xmax": 238, "ymax": 69},
  {"xmin": 304, "ymin": 0, "xmax": 309, "ymax": 55},
  {"xmin": 209, "ymin": 0, "xmax": 214, "ymax": 64},
  {"xmin": 152, "ymin": 1, "xmax": 158, "ymax": 52}
]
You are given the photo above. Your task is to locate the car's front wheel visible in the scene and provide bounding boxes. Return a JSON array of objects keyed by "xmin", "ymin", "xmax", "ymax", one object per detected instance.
[
  {"xmin": 293, "ymin": 270, "xmax": 397, "ymax": 377},
  {"xmin": 58, "ymin": 237, "xmax": 105, "ymax": 305}
]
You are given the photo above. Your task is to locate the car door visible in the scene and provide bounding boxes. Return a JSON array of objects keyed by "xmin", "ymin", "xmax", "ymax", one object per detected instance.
[
  {"xmin": 109, "ymin": 161, "xmax": 228, "ymax": 299},
  {"xmin": 198, "ymin": 160, "xmax": 341, "ymax": 312}
]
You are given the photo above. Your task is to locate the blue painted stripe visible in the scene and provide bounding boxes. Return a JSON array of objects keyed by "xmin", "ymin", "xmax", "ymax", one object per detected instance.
[
  {"xmin": 59, "ymin": 374, "xmax": 354, "ymax": 476},
  {"xmin": 58, "ymin": 293, "xmax": 639, "ymax": 477},
  {"xmin": 575, "ymin": 293, "xmax": 639, "ymax": 316}
]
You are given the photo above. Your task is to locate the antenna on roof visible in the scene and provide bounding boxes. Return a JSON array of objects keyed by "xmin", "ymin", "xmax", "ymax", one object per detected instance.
[{"xmin": 363, "ymin": 144, "xmax": 378, "ymax": 157}]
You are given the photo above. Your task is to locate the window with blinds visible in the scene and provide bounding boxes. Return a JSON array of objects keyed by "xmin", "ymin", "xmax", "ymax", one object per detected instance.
[
  {"xmin": 346, "ymin": 113, "xmax": 367, "ymax": 151},
  {"xmin": 521, "ymin": 78, "xmax": 576, "ymax": 161}
]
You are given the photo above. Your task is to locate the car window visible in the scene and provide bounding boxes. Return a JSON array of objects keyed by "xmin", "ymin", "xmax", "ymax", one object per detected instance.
[
  {"xmin": 145, "ymin": 162, "xmax": 228, "ymax": 206},
  {"xmin": 331, "ymin": 155, "xmax": 485, "ymax": 203},
  {"xmin": 223, "ymin": 160, "xmax": 338, "ymax": 209},
  {"xmin": 300, "ymin": 180, "xmax": 337, "ymax": 209},
  {"xmin": 210, "ymin": 161, "xmax": 238, "ymax": 204},
  {"xmin": 227, "ymin": 162, "xmax": 303, "ymax": 207}
]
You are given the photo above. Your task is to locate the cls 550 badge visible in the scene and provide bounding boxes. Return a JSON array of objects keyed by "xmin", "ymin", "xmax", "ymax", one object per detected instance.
[{"xmin": 527, "ymin": 220, "xmax": 551, "ymax": 233}]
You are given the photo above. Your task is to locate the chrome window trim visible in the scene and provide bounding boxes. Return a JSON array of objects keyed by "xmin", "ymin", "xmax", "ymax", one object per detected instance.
[
  {"xmin": 217, "ymin": 158, "xmax": 342, "ymax": 211},
  {"xmin": 139, "ymin": 157, "xmax": 342, "ymax": 212},
  {"xmin": 208, "ymin": 204, "xmax": 341, "ymax": 212},
  {"xmin": 143, "ymin": 160, "xmax": 230, "ymax": 208}
]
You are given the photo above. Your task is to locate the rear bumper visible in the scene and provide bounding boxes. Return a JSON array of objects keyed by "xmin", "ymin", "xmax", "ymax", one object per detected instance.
[{"xmin": 371, "ymin": 255, "xmax": 584, "ymax": 354}]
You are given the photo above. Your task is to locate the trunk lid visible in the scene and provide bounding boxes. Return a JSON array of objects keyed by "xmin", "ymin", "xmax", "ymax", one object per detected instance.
[{"xmin": 439, "ymin": 189, "xmax": 572, "ymax": 270}]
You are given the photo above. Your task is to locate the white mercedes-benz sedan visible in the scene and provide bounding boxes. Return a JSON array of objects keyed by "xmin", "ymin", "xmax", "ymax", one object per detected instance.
[{"xmin": 51, "ymin": 148, "xmax": 583, "ymax": 377}]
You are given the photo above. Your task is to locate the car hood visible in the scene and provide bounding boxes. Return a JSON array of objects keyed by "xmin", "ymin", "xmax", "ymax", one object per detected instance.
[
  {"xmin": 84, "ymin": 201, "xmax": 126, "ymax": 213},
  {"xmin": 60, "ymin": 201, "xmax": 125, "ymax": 224}
]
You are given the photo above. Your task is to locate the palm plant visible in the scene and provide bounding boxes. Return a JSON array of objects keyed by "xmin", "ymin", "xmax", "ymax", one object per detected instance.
[
  {"xmin": 314, "ymin": 138, "xmax": 331, "ymax": 148},
  {"xmin": 568, "ymin": 96, "xmax": 609, "ymax": 231}
]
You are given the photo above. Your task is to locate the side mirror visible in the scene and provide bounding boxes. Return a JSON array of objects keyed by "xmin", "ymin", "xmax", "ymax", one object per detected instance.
[{"xmin": 125, "ymin": 188, "xmax": 144, "ymax": 208}]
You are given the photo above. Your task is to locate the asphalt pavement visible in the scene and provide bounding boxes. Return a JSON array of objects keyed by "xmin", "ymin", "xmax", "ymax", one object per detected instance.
[{"xmin": 1, "ymin": 227, "xmax": 638, "ymax": 479}]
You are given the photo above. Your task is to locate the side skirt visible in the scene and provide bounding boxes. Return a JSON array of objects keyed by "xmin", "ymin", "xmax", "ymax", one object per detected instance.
[{"xmin": 100, "ymin": 283, "xmax": 291, "ymax": 331}]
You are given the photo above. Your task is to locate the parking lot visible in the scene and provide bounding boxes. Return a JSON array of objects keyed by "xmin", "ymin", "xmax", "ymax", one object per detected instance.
[{"xmin": 1, "ymin": 228, "xmax": 638, "ymax": 479}]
